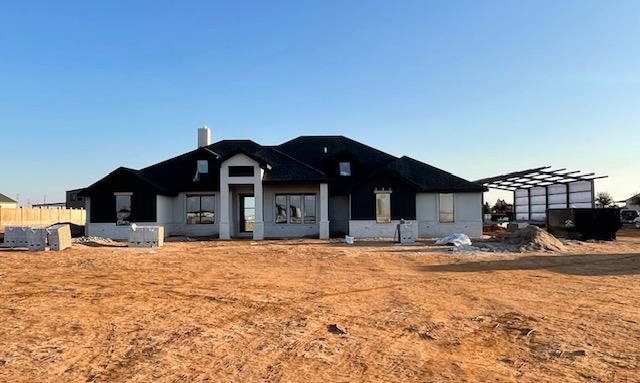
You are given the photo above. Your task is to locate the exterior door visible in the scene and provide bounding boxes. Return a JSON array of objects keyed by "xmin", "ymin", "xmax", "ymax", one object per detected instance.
[{"xmin": 239, "ymin": 195, "xmax": 255, "ymax": 233}]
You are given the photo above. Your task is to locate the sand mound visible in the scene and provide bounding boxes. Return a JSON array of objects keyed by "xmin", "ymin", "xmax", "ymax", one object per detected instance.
[{"xmin": 487, "ymin": 226, "xmax": 566, "ymax": 252}]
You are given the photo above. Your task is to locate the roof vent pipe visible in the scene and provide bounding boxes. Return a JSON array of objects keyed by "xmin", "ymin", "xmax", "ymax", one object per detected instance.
[{"xmin": 198, "ymin": 126, "xmax": 211, "ymax": 148}]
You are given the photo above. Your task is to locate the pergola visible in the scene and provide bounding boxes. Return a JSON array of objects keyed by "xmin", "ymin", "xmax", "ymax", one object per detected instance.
[{"xmin": 475, "ymin": 166, "xmax": 607, "ymax": 222}]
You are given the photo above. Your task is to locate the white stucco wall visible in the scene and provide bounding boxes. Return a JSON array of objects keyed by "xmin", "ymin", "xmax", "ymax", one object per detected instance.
[
  {"xmin": 347, "ymin": 192, "xmax": 482, "ymax": 239},
  {"xmin": 219, "ymin": 153, "xmax": 264, "ymax": 240},
  {"xmin": 416, "ymin": 192, "xmax": 482, "ymax": 238},
  {"xmin": 263, "ymin": 183, "xmax": 320, "ymax": 238},
  {"xmin": 156, "ymin": 193, "xmax": 219, "ymax": 237},
  {"xmin": 348, "ymin": 220, "xmax": 418, "ymax": 239}
]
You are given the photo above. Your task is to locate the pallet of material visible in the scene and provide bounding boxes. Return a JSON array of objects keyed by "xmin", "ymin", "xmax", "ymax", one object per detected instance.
[
  {"xmin": 128, "ymin": 225, "xmax": 164, "ymax": 248},
  {"xmin": 3, "ymin": 226, "xmax": 30, "ymax": 248},
  {"xmin": 47, "ymin": 224, "xmax": 72, "ymax": 251},
  {"xmin": 26, "ymin": 228, "xmax": 47, "ymax": 251}
]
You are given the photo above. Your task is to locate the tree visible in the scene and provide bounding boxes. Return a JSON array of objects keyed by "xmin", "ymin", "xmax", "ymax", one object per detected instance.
[
  {"xmin": 483, "ymin": 202, "xmax": 491, "ymax": 214},
  {"xmin": 595, "ymin": 192, "xmax": 614, "ymax": 208}
]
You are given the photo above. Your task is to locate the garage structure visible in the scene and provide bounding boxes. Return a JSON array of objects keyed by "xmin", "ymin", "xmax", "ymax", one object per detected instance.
[{"xmin": 475, "ymin": 166, "xmax": 607, "ymax": 223}]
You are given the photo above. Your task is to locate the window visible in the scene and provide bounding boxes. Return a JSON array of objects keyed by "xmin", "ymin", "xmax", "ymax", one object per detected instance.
[
  {"xmin": 439, "ymin": 193, "xmax": 454, "ymax": 223},
  {"xmin": 229, "ymin": 166, "xmax": 254, "ymax": 177},
  {"xmin": 339, "ymin": 161, "xmax": 351, "ymax": 176},
  {"xmin": 304, "ymin": 195, "xmax": 316, "ymax": 223},
  {"xmin": 275, "ymin": 195, "xmax": 287, "ymax": 223},
  {"xmin": 375, "ymin": 191, "xmax": 391, "ymax": 223},
  {"xmin": 115, "ymin": 193, "xmax": 132, "ymax": 225},
  {"xmin": 275, "ymin": 194, "xmax": 317, "ymax": 224},
  {"xmin": 187, "ymin": 195, "xmax": 215, "ymax": 224},
  {"xmin": 197, "ymin": 160, "xmax": 208, "ymax": 174},
  {"xmin": 289, "ymin": 195, "xmax": 302, "ymax": 224}
]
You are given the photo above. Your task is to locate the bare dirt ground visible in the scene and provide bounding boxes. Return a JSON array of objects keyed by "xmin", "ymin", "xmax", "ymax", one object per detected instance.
[{"xmin": 1, "ymin": 227, "xmax": 639, "ymax": 382}]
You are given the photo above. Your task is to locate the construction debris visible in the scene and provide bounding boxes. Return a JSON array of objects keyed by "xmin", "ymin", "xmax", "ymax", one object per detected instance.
[
  {"xmin": 435, "ymin": 233, "xmax": 472, "ymax": 247},
  {"xmin": 327, "ymin": 324, "xmax": 346, "ymax": 335},
  {"xmin": 72, "ymin": 236, "xmax": 119, "ymax": 246}
]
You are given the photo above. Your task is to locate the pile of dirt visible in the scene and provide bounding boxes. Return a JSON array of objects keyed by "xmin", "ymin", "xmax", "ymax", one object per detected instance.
[
  {"xmin": 483, "ymin": 224, "xmax": 506, "ymax": 235},
  {"xmin": 484, "ymin": 226, "xmax": 566, "ymax": 252}
]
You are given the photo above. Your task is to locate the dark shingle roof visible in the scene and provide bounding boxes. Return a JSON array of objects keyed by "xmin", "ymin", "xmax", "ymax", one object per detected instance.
[
  {"xmin": 82, "ymin": 136, "xmax": 482, "ymax": 195},
  {"xmin": 256, "ymin": 147, "xmax": 328, "ymax": 182},
  {"xmin": 0, "ymin": 192, "xmax": 17, "ymax": 203},
  {"xmin": 277, "ymin": 136, "xmax": 397, "ymax": 176},
  {"xmin": 137, "ymin": 147, "xmax": 221, "ymax": 194},
  {"xmin": 383, "ymin": 156, "xmax": 484, "ymax": 192},
  {"xmin": 206, "ymin": 140, "xmax": 262, "ymax": 157}
]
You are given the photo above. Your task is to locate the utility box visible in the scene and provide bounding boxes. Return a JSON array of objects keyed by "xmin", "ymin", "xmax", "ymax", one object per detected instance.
[
  {"xmin": 47, "ymin": 224, "xmax": 72, "ymax": 251},
  {"xmin": 397, "ymin": 221, "xmax": 416, "ymax": 244},
  {"xmin": 3, "ymin": 226, "xmax": 29, "ymax": 248},
  {"xmin": 26, "ymin": 228, "xmax": 48, "ymax": 251},
  {"xmin": 128, "ymin": 225, "xmax": 164, "ymax": 248},
  {"xmin": 547, "ymin": 208, "xmax": 622, "ymax": 241}
]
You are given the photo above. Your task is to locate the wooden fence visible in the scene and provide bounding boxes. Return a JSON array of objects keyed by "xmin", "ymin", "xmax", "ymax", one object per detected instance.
[{"xmin": 0, "ymin": 207, "xmax": 86, "ymax": 232}]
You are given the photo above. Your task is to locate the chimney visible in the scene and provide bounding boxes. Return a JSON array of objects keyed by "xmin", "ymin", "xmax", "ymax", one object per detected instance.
[{"xmin": 198, "ymin": 126, "xmax": 211, "ymax": 147}]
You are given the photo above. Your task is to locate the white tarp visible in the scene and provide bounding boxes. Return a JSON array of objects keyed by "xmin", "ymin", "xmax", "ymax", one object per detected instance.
[{"xmin": 436, "ymin": 233, "xmax": 472, "ymax": 247}]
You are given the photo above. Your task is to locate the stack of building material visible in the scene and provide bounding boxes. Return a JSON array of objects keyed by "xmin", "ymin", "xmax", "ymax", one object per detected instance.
[
  {"xmin": 396, "ymin": 221, "xmax": 416, "ymax": 244},
  {"xmin": 128, "ymin": 225, "xmax": 164, "ymax": 248},
  {"xmin": 3, "ymin": 226, "xmax": 29, "ymax": 247},
  {"xmin": 26, "ymin": 228, "xmax": 47, "ymax": 251},
  {"xmin": 47, "ymin": 224, "xmax": 72, "ymax": 251}
]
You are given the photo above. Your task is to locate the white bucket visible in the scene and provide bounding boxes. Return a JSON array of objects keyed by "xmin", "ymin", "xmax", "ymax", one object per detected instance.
[{"xmin": 345, "ymin": 235, "xmax": 354, "ymax": 245}]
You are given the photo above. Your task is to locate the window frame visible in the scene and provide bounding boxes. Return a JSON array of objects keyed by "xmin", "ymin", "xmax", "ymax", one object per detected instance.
[
  {"xmin": 228, "ymin": 166, "xmax": 255, "ymax": 177},
  {"xmin": 375, "ymin": 189, "xmax": 391, "ymax": 223},
  {"xmin": 186, "ymin": 194, "xmax": 216, "ymax": 225},
  {"xmin": 274, "ymin": 193, "xmax": 317, "ymax": 225},
  {"xmin": 197, "ymin": 160, "xmax": 209, "ymax": 174},
  {"xmin": 439, "ymin": 193, "xmax": 455, "ymax": 223},
  {"xmin": 339, "ymin": 161, "xmax": 351, "ymax": 177},
  {"xmin": 114, "ymin": 192, "xmax": 132, "ymax": 226}
]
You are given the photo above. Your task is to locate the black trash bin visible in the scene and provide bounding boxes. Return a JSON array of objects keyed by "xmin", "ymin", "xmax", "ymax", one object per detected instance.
[{"xmin": 547, "ymin": 208, "xmax": 622, "ymax": 241}]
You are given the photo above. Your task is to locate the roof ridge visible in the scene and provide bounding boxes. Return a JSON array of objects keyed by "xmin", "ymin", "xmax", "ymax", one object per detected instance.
[
  {"xmin": 278, "ymin": 135, "xmax": 398, "ymax": 161},
  {"xmin": 398, "ymin": 155, "xmax": 454, "ymax": 175}
]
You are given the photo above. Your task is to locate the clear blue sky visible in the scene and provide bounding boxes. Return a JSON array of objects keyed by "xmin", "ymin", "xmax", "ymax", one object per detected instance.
[{"xmin": 1, "ymin": 1, "xmax": 638, "ymax": 206}]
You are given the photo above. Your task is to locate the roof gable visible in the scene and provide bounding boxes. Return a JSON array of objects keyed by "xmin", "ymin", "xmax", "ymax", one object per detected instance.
[
  {"xmin": 276, "ymin": 136, "xmax": 397, "ymax": 180},
  {"xmin": 0, "ymin": 192, "xmax": 17, "ymax": 204}
]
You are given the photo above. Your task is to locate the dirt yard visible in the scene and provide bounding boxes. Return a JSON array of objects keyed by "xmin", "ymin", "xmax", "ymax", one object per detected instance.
[{"xmin": 1, "ymin": 228, "xmax": 639, "ymax": 382}]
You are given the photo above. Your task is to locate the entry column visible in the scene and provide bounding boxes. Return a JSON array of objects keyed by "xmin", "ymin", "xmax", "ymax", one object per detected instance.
[
  {"xmin": 219, "ymin": 184, "xmax": 231, "ymax": 239},
  {"xmin": 319, "ymin": 183, "xmax": 329, "ymax": 239},
  {"xmin": 253, "ymin": 175, "xmax": 264, "ymax": 240}
]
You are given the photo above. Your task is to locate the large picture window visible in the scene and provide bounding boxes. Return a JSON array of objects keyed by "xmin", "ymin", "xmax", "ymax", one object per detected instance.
[
  {"xmin": 275, "ymin": 194, "xmax": 316, "ymax": 224},
  {"xmin": 375, "ymin": 191, "xmax": 391, "ymax": 223},
  {"xmin": 187, "ymin": 195, "xmax": 215, "ymax": 224},
  {"xmin": 115, "ymin": 193, "xmax": 132, "ymax": 225},
  {"xmin": 439, "ymin": 193, "xmax": 454, "ymax": 223}
]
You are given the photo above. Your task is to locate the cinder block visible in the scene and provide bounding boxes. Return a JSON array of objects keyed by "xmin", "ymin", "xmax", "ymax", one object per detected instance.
[
  {"xmin": 3, "ymin": 226, "xmax": 29, "ymax": 248},
  {"xmin": 128, "ymin": 225, "xmax": 164, "ymax": 248},
  {"xmin": 47, "ymin": 224, "xmax": 72, "ymax": 251},
  {"xmin": 399, "ymin": 223, "xmax": 416, "ymax": 244},
  {"xmin": 26, "ymin": 228, "xmax": 48, "ymax": 251}
]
